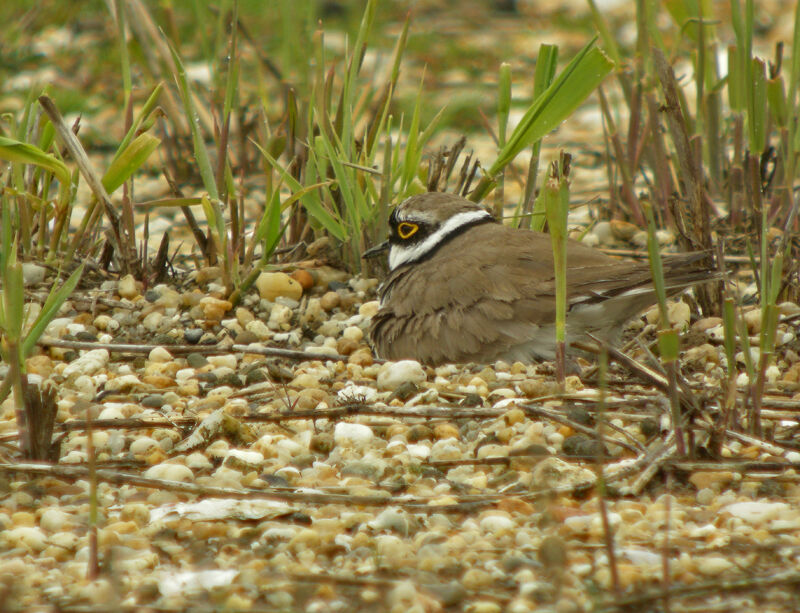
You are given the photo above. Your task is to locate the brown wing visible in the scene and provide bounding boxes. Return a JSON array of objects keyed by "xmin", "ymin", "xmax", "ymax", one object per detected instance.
[{"xmin": 370, "ymin": 224, "xmax": 710, "ymax": 365}]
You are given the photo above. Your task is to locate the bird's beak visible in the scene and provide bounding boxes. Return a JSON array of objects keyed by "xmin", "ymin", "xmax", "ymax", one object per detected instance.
[{"xmin": 362, "ymin": 240, "xmax": 389, "ymax": 259}]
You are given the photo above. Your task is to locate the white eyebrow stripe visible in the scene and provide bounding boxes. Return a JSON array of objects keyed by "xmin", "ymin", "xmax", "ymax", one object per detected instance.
[{"xmin": 388, "ymin": 209, "xmax": 492, "ymax": 270}]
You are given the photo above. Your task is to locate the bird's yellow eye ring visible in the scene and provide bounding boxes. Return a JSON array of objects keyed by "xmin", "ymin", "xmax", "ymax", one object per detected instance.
[{"xmin": 397, "ymin": 222, "xmax": 418, "ymax": 240}]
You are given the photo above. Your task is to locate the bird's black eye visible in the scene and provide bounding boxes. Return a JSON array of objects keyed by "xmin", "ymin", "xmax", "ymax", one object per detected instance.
[{"xmin": 397, "ymin": 222, "xmax": 418, "ymax": 240}]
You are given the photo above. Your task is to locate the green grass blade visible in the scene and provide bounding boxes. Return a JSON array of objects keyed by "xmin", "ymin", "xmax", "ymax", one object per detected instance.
[
  {"xmin": 255, "ymin": 142, "xmax": 347, "ymax": 240},
  {"xmin": 102, "ymin": 133, "xmax": 161, "ymax": 194},
  {"xmin": 0, "ymin": 136, "xmax": 71, "ymax": 187}
]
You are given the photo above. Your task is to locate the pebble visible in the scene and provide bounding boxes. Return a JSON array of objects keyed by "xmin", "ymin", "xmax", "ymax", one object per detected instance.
[
  {"xmin": 696, "ymin": 556, "xmax": 735, "ymax": 575},
  {"xmin": 118, "ymin": 274, "xmax": 139, "ymax": 299},
  {"xmin": 22, "ymin": 262, "xmax": 47, "ymax": 285},
  {"xmin": 722, "ymin": 501, "xmax": 789, "ymax": 524},
  {"xmin": 290, "ymin": 269, "xmax": 314, "ymax": 290},
  {"xmin": 39, "ymin": 509, "xmax": 73, "ymax": 532},
  {"xmin": 359, "ymin": 301, "xmax": 380, "ymax": 319},
  {"xmin": 256, "ymin": 272, "xmax": 303, "ymax": 301},
  {"xmin": 199, "ymin": 297, "xmax": 232, "ymax": 321},
  {"xmin": 184, "ymin": 329, "xmax": 203, "ymax": 344},
  {"xmin": 62, "ymin": 349, "xmax": 110, "ymax": 377},
  {"xmin": 377, "ymin": 360, "xmax": 426, "ymax": 391},
  {"xmin": 4, "ymin": 526, "xmax": 47, "ymax": 552},
  {"xmin": 334, "ymin": 423, "xmax": 375, "ymax": 446},
  {"xmin": 144, "ymin": 463, "xmax": 195, "ymax": 483},
  {"xmin": 320, "ymin": 291, "xmax": 341, "ymax": 311}
]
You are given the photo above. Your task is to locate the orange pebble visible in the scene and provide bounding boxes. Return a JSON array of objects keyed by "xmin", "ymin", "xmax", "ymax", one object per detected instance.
[{"xmin": 291, "ymin": 269, "xmax": 314, "ymax": 290}]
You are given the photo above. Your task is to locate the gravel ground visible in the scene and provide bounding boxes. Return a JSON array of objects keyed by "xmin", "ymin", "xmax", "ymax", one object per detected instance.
[
  {"xmin": 3, "ymin": 243, "xmax": 800, "ymax": 611},
  {"xmin": 3, "ymin": 1, "xmax": 800, "ymax": 611}
]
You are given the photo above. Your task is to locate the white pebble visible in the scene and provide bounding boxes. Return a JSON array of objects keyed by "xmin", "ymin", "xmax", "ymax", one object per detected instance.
[
  {"xmin": 97, "ymin": 406, "xmax": 126, "ymax": 420},
  {"xmin": 22, "ymin": 262, "xmax": 47, "ymax": 285},
  {"xmin": 207, "ymin": 354, "xmax": 238, "ymax": 369},
  {"xmin": 130, "ymin": 437, "xmax": 160, "ymax": 456},
  {"xmin": 186, "ymin": 452, "xmax": 212, "ymax": 470},
  {"xmin": 144, "ymin": 463, "xmax": 195, "ymax": 483},
  {"xmin": 406, "ymin": 443, "xmax": 431, "ymax": 459},
  {"xmin": 246, "ymin": 319, "xmax": 272, "ymax": 340},
  {"xmin": 722, "ymin": 501, "xmax": 789, "ymax": 524},
  {"xmin": 342, "ymin": 326, "xmax": 363, "ymax": 342},
  {"xmin": 268, "ymin": 304, "xmax": 293, "ymax": 329},
  {"xmin": 142, "ymin": 311, "xmax": 164, "ymax": 331},
  {"xmin": 334, "ymin": 422, "xmax": 374, "ymax": 446},
  {"xmin": 148, "ymin": 347, "xmax": 173, "ymax": 363},
  {"xmin": 337, "ymin": 384, "xmax": 378, "ymax": 403},
  {"xmin": 377, "ymin": 360, "xmax": 426, "ymax": 391},
  {"xmin": 697, "ymin": 556, "xmax": 735, "ymax": 575},
  {"xmin": 4, "ymin": 526, "xmax": 47, "ymax": 552},
  {"xmin": 62, "ymin": 349, "xmax": 110, "ymax": 377},
  {"xmin": 765, "ymin": 365, "xmax": 781, "ymax": 383},
  {"xmin": 480, "ymin": 514, "xmax": 515, "ymax": 534},
  {"xmin": 39, "ymin": 508, "xmax": 72, "ymax": 532}
]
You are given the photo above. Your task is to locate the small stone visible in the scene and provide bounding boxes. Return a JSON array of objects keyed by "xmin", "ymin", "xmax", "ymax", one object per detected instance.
[
  {"xmin": 377, "ymin": 360, "xmax": 426, "ymax": 391},
  {"xmin": 503, "ymin": 408, "xmax": 525, "ymax": 426},
  {"xmin": 40, "ymin": 508, "xmax": 72, "ymax": 532},
  {"xmin": 336, "ymin": 338, "xmax": 360, "ymax": 355},
  {"xmin": 668, "ymin": 300, "xmax": 690, "ymax": 328},
  {"xmin": 689, "ymin": 471, "xmax": 734, "ymax": 492},
  {"xmin": 118, "ymin": 274, "xmax": 139, "ymax": 299},
  {"xmin": 697, "ymin": 556, "xmax": 735, "ymax": 575},
  {"xmin": 320, "ymin": 291, "xmax": 341, "ymax": 311},
  {"xmin": 4, "ymin": 526, "xmax": 47, "ymax": 552},
  {"xmin": 186, "ymin": 353, "xmax": 208, "ymax": 368},
  {"xmin": 93, "ymin": 315, "xmax": 119, "ymax": 332},
  {"xmin": 348, "ymin": 349, "xmax": 374, "ymax": 366},
  {"xmin": 406, "ymin": 424, "xmax": 433, "ymax": 442},
  {"xmin": 309, "ymin": 433, "xmax": 334, "ymax": 454},
  {"xmin": 268, "ymin": 304, "xmax": 293, "ymax": 329},
  {"xmin": 461, "ymin": 568, "xmax": 493, "ymax": 590},
  {"xmin": 722, "ymin": 501, "xmax": 789, "ymax": 524},
  {"xmin": 334, "ymin": 422, "xmax": 374, "ymax": 446},
  {"xmin": 610, "ymin": 219, "xmax": 638, "ymax": 241},
  {"xmin": 62, "ymin": 349, "xmax": 109, "ymax": 378},
  {"xmin": 479, "ymin": 514, "xmax": 515, "ymax": 535},
  {"xmin": 342, "ymin": 461, "xmax": 383, "ymax": 481},
  {"xmin": 235, "ymin": 330, "xmax": 259, "ymax": 345},
  {"xmin": 369, "ymin": 507, "xmax": 411, "ymax": 535},
  {"xmin": 256, "ymin": 272, "xmax": 303, "ymax": 301},
  {"xmin": 426, "ymin": 582, "xmax": 466, "ymax": 607},
  {"xmin": 26, "ymin": 355, "xmax": 53, "ymax": 378},
  {"xmin": 433, "ymin": 423, "xmax": 460, "ymax": 440},
  {"xmin": 130, "ymin": 437, "xmax": 160, "ymax": 456},
  {"xmin": 155, "ymin": 287, "xmax": 181, "ymax": 308},
  {"xmin": 148, "ymin": 347, "xmax": 173, "ymax": 363},
  {"xmin": 290, "ymin": 269, "xmax": 314, "ymax": 290},
  {"xmin": 199, "ymin": 297, "xmax": 232, "ymax": 321},
  {"xmin": 359, "ymin": 301, "xmax": 380, "ymax": 319},
  {"xmin": 184, "ymin": 329, "xmax": 203, "ymax": 344},
  {"xmin": 141, "ymin": 394, "xmax": 166, "ymax": 409},
  {"xmin": 144, "ymin": 463, "xmax": 194, "ymax": 482},
  {"xmin": 194, "ymin": 266, "xmax": 223, "ymax": 284},
  {"xmin": 342, "ymin": 326, "xmax": 364, "ymax": 342},
  {"xmin": 538, "ymin": 535, "xmax": 568, "ymax": 571},
  {"xmin": 22, "ymin": 263, "xmax": 47, "ymax": 285},
  {"xmin": 142, "ymin": 311, "xmax": 165, "ymax": 332},
  {"xmin": 390, "ymin": 381, "xmax": 418, "ymax": 401},
  {"xmin": 592, "ymin": 221, "xmax": 614, "ymax": 245}
]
